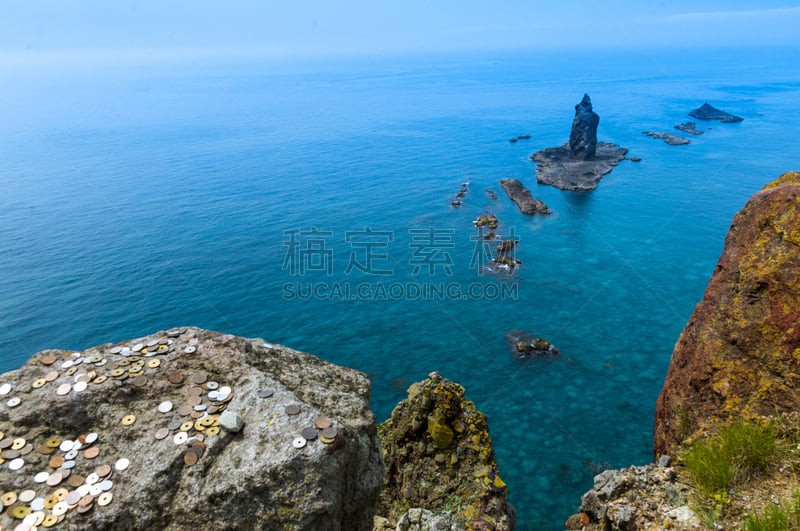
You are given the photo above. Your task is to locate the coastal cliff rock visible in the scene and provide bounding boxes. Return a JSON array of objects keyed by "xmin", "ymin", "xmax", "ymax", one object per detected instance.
[
  {"xmin": 689, "ymin": 103, "xmax": 743, "ymax": 123},
  {"xmin": 532, "ymin": 94, "xmax": 627, "ymax": 192},
  {"xmin": 499, "ymin": 179, "xmax": 550, "ymax": 215},
  {"xmin": 654, "ymin": 171, "xmax": 800, "ymax": 457},
  {"xmin": 569, "ymin": 93, "xmax": 600, "ymax": 160},
  {"xmin": 375, "ymin": 373, "xmax": 515, "ymax": 530},
  {"xmin": 0, "ymin": 327, "xmax": 383, "ymax": 530}
]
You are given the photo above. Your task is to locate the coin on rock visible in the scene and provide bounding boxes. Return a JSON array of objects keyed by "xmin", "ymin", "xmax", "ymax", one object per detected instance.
[
  {"xmin": 7, "ymin": 397, "xmax": 21, "ymax": 407},
  {"xmin": 32, "ymin": 378, "xmax": 47, "ymax": 389},
  {"xmin": 114, "ymin": 458, "xmax": 129, "ymax": 471},
  {"xmin": 285, "ymin": 404, "xmax": 300, "ymax": 416},
  {"xmin": 292, "ymin": 437, "xmax": 306, "ymax": 449},
  {"xmin": 18, "ymin": 490, "xmax": 36, "ymax": 503},
  {"xmin": 42, "ymin": 513, "xmax": 59, "ymax": 527},
  {"xmin": 157, "ymin": 401, "xmax": 173, "ymax": 413},
  {"xmin": 314, "ymin": 416, "xmax": 332, "ymax": 429},
  {"xmin": 154, "ymin": 427, "xmax": 170, "ymax": 440},
  {"xmin": 183, "ymin": 451, "xmax": 198, "ymax": 466},
  {"xmin": 52, "ymin": 501, "xmax": 68, "ymax": 516},
  {"xmin": 121, "ymin": 414, "xmax": 136, "ymax": 426},
  {"xmin": 11, "ymin": 438, "xmax": 26, "ymax": 450},
  {"xmin": 84, "ymin": 447, "xmax": 100, "ymax": 459},
  {"xmin": 11, "ymin": 504, "xmax": 31, "ymax": 519},
  {"xmin": 301, "ymin": 427, "xmax": 318, "ymax": 441},
  {"xmin": 97, "ymin": 492, "xmax": 113, "ymax": 506},
  {"xmin": 1, "ymin": 491, "xmax": 18, "ymax": 506},
  {"xmin": 56, "ymin": 383, "xmax": 71, "ymax": 395}
]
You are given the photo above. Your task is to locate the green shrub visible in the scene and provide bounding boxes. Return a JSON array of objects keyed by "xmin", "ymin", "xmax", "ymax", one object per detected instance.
[{"xmin": 682, "ymin": 420, "xmax": 775, "ymax": 496}]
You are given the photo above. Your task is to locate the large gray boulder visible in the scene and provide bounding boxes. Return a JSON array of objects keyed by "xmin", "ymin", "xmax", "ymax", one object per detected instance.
[{"xmin": 0, "ymin": 327, "xmax": 383, "ymax": 530}]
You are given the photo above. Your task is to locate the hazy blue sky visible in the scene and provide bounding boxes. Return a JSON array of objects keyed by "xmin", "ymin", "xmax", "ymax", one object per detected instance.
[{"xmin": 2, "ymin": 1, "xmax": 799, "ymax": 61}]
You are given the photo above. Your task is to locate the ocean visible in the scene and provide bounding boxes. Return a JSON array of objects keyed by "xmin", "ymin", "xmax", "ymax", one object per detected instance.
[{"xmin": 2, "ymin": 46, "xmax": 799, "ymax": 529}]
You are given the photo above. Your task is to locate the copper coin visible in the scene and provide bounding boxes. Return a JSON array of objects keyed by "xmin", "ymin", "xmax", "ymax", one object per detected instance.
[
  {"xmin": 84, "ymin": 447, "xmax": 100, "ymax": 459},
  {"xmin": 190, "ymin": 444, "xmax": 205, "ymax": 459},
  {"xmin": 314, "ymin": 416, "xmax": 332, "ymax": 429},
  {"xmin": 49, "ymin": 456, "xmax": 65, "ymax": 468},
  {"xmin": 188, "ymin": 386, "xmax": 204, "ymax": 397},
  {"xmin": 167, "ymin": 372, "xmax": 184, "ymax": 385},
  {"xmin": 301, "ymin": 427, "xmax": 318, "ymax": 440},
  {"xmin": 177, "ymin": 405, "xmax": 193, "ymax": 416},
  {"xmin": 321, "ymin": 427, "xmax": 338, "ymax": 439},
  {"xmin": 187, "ymin": 395, "xmax": 201, "ymax": 407},
  {"xmin": 190, "ymin": 410, "xmax": 204, "ymax": 419},
  {"xmin": 258, "ymin": 389, "xmax": 274, "ymax": 398},
  {"xmin": 154, "ymin": 428, "xmax": 169, "ymax": 440},
  {"xmin": 79, "ymin": 494, "xmax": 93, "ymax": 507},
  {"xmin": 285, "ymin": 404, "xmax": 300, "ymax": 416},
  {"xmin": 37, "ymin": 444, "xmax": 55, "ymax": 455},
  {"xmin": 19, "ymin": 444, "xmax": 33, "ymax": 456},
  {"xmin": 46, "ymin": 472, "xmax": 63, "ymax": 486},
  {"xmin": 40, "ymin": 355, "xmax": 56, "ymax": 365},
  {"xmin": 183, "ymin": 451, "xmax": 198, "ymax": 466},
  {"xmin": 68, "ymin": 474, "xmax": 85, "ymax": 487},
  {"xmin": 192, "ymin": 373, "xmax": 206, "ymax": 385},
  {"xmin": 77, "ymin": 501, "xmax": 94, "ymax": 513},
  {"xmin": 95, "ymin": 464, "xmax": 112, "ymax": 478}
]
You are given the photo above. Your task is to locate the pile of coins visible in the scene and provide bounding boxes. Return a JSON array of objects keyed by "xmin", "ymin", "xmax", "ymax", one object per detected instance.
[
  {"xmin": 276, "ymin": 396, "xmax": 340, "ymax": 450},
  {"xmin": 0, "ymin": 429, "xmax": 128, "ymax": 527}
]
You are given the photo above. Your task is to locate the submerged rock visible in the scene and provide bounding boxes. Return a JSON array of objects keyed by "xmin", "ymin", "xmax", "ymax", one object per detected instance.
[
  {"xmin": 499, "ymin": 178, "xmax": 550, "ymax": 215},
  {"xmin": 642, "ymin": 131, "xmax": 691, "ymax": 145},
  {"xmin": 654, "ymin": 171, "xmax": 800, "ymax": 457},
  {"xmin": 376, "ymin": 373, "xmax": 515, "ymax": 530},
  {"xmin": 0, "ymin": 327, "xmax": 383, "ymax": 530},
  {"xmin": 569, "ymin": 93, "xmax": 600, "ymax": 160},
  {"xmin": 689, "ymin": 102, "xmax": 743, "ymax": 123}
]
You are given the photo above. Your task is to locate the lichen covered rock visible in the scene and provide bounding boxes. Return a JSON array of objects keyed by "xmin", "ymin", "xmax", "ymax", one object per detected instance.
[
  {"xmin": 0, "ymin": 327, "xmax": 383, "ymax": 530},
  {"xmin": 654, "ymin": 171, "xmax": 800, "ymax": 457},
  {"xmin": 376, "ymin": 373, "xmax": 515, "ymax": 530}
]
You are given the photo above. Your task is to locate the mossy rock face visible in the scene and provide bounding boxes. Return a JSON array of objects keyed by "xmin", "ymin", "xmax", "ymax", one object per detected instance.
[
  {"xmin": 376, "ymin": 373, "xmax": 515, "ymax": 530},
  {"xmin": 654, "ymin": 171, "xmax": 800, "ymax": 457}
]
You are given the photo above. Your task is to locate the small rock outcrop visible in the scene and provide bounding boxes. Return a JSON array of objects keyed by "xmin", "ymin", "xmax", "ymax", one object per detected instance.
[
  {"xmin": 499, "ymin": 179, "xmax": 550, "ymax": 215},
  {"xmin": 0, "ymin": 328, "xmax": 383, "ymax": 530},
  {"xmin": 654, "ymin": 171, "xmax": 800, "ymax": 457},
  {"xmin": 674, "ymin": 121, "xmax": 703, "ymax": 135},
  {"xmin": 505, "ymin": 330, "xmax": 559, "ymax": 359},
  {"xmin": 532, "ymin": 94, "xmax": 627, "ymax": 192},
  {"xmin": 689, "ymin": 102, "xmax": 743, "ymax": 123},
  {"xmin": 569, "ymin": 93, "xmax": 600, "ymax": 160},
  {"xmin": 567, "ymin": 462, "xmax": 699, "ymax": 530},
  {"xmin": 642, "ymin": 131, "xmax": 691, "ymax": 146},
  {"xmin": 376, "ymin": 373, "xmax": 515, "ymax": 530}
]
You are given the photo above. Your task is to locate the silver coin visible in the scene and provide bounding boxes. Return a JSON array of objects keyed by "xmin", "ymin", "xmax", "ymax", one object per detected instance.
[
  {"xmin": 85, "ymin": 432, "xmax": 98, "ymax": 444},
  {"xmin": 0, "ymin": 383, "xmax": 12, "ymax": 395},
  {"xmin": 184, "ymin": 346, "xmax": 196, "ymax": 354},
  {"xmin": 158, "ymin": 401, "xmax": 173, "ymax": 413},
  {"xmin": 109, "ymin": 346, "xmax": 122, "ymax": 354},
  {"xmin": 30, "ymin": 497, "xmax": 45, "ymax": 511},
  {"xmin": 7, "ymin": 397, "xmax": 21, "ymax": 407},
  {"xmin": 61, "ymin": 460, "xmax": 76, "ymax": 469},
  {"xmin": 114, "ymin": 458, "xmax": 130, "ymax": 471},
  {"xmin": 99, "ymin": 479, "xmax": 113, "ymax": 491},
  {"xmin": 34, "ymin": 471, "xmax": 50, "ymax": 483},
  {"xmin": 292, "ymin": 437, "xmax": 307, "ymax": 449},
  {"xmin": 64, "ymin": 449, "xmax": 78, "ymax": 460},
  {"xmin": 59, "ymin": 440, "xmax": 74, "ymax": 452},
  {"xmin": 8, "ymin": 457, "xmax": 24, "ymax": 470}
]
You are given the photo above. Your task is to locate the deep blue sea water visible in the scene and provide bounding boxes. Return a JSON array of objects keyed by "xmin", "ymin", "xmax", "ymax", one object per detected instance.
[{"xmin": 2, "ymin": 46, "xmax": 800, "ymax": 529}]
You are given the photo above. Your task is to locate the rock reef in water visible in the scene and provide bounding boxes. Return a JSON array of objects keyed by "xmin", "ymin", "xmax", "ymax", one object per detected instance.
[
  {"xmin": 532, "ymin": 94, "xmax": 628, "ymax": 192},
  {"xmin": 499, "ymin": 179, "xmax": 550, "ymax": 215},
  {"xmin": 689, "ymin": 102, "xmax": 743, "ymax": 123},
  {"xmin": 532, "ymin": 143, "xmax": 628, "ymax": 192},
  {"xmin": 569, "ymin": 93, "xmax": 600, "ymax": 160},
  {"xmin": 642, "ymin": 131, "xmax": 691, "ymax": 145},
  {"xmin": 654, "ymin": 171, "xmax": 800, "ymax": 457},
  {"xmin": 375, "ymin": 372, "xmax": 515, "ymax": 531},
  {"xmin": 506, "ymin": 330, "xmax": 559, "ymax": 359},
  {"xmin": 674, "ymin": 121, "xmax": 703, "ymax": 135},
  {"xmin": 0, "ymin": 327, "xmax": 383, "ymax": 530}
]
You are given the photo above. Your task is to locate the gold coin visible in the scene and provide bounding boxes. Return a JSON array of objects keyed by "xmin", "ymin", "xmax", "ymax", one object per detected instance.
[
  {"xmin": 97, "ymin": 492, "xmax": 113, "ymax": 506},
  {"xmin": 199, "ymin": 416, "xmax": 215, "ymax": 427},
  {"xmin": 11, "ymin": 438, "xmax": 26, "ymax": 450},
  {"xmin": 116, "ymin": 359, "xmax": 130, "ymax": 367},
  {"xmin": 1, "ymin": 491, "xmax": 17, "ymax": 506},
  {"xmin": 122, "ymin": 414, "xmax": 136, "ymax": 426},
  {"xmin": 0, "ymin": 430, "xmax": 3, "ymax": 440},
  {"xmin": 111, "ymin": 368, "xmax": 125, "ymax": 377},
  {"xmin": 93, "ymin": 375, "xmax": 108, "ymax": 384},
  {"xmin": 147, "ymin": 359, "xmax": 161, "ymax": 368},
  {"xmin": 179, "ymin": 421, "xmax": 194, "ymax": 432},
  {"xmin": 46, "ymin": 436, "xmax": 61, "ymax": 448},
  {"xmin": 37, "ymin": 444, "xmax": 55, "ymax": 455},
  {"xmin": 44, "ymin": 494, "xmax": 58, "ymax": 509},
  {"xmin": 205, "ymin": 426, "xmax": 219, "ymax": 436},
  {"xmin": 193, "ymin": 421, "xmax": 206, "ymax": 432},
  {"xmin": 42, "ymin": 513, "xmax": 59, "ymax": 527},
  {"xmin": 11, "ymin": 504, "xmax": 31, "ymax": 519},
  {"xmin": 53, "ymin": 487, "xmax": 68, "ymax": 501},
  {"xmin": 32, "ymin": 378, "xmax": 47, "ymax": 388},
  {"xmin": 64, "ymin": 366, "xmax": 77, "ymax": 376}
]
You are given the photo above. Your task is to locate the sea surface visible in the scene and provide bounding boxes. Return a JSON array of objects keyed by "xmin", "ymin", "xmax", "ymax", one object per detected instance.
[{"xmin": 2, "ymin": 46, "xmax": 800, "ymax": 529}]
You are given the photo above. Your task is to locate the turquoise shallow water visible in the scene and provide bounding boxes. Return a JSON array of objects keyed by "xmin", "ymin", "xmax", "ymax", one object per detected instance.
[{"xmin": 2, "ymin": 46, "xmax": 800, "ymax": 529}]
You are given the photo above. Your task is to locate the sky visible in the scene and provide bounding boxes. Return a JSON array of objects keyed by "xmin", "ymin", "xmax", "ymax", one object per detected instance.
[{"xmin": 1, "ymin": 1, "xmax": 799, "ymax": 62}]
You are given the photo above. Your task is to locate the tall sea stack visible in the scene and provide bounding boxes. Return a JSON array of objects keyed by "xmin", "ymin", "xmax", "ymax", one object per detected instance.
[{"xmin": 569, "ymin": 93, "xmax": 599, "ymax": 160}]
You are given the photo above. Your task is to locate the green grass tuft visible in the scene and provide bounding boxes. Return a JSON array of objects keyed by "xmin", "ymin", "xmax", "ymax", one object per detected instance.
[
  {"xmin": 743, "ymin": 492, "xmax": 800, "ymax": 531},
  {"xmin": 682, "ymin": 420, "xmax": 776, "ymax": 497}
]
